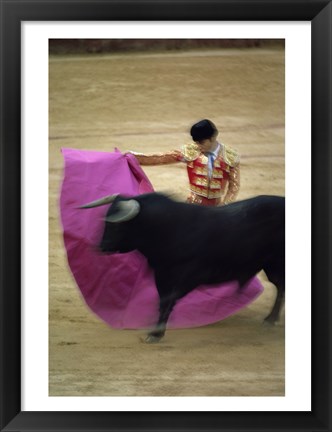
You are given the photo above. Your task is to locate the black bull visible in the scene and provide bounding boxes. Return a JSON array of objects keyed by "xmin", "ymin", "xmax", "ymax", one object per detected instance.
[{"xmin": 81, "ymin": 193, "xmax": 285, "ymax": 343}]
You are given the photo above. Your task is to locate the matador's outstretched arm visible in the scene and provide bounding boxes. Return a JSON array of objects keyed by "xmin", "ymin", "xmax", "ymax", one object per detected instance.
[{"xmin": 129, "ymin": 150, "xmax": 183, "ymax": 165}]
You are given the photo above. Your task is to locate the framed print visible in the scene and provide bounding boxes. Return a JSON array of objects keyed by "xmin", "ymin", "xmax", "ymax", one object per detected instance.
[{"xmin": 1, "ymin": 1, "xmax": 331, "ymax": 431}]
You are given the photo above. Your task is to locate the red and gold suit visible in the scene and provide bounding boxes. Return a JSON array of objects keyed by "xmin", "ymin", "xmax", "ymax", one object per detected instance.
[{"xmin": 131, "ymin": 142, "xmax": 240, "ymax": 206}]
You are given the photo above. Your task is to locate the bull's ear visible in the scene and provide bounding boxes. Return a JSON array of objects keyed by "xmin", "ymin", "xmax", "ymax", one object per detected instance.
[{"xmin": 105, "ymin": 200, "xmax": 140, "ymax": 223}]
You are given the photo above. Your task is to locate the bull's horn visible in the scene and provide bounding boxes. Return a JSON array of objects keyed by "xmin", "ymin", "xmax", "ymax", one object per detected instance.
[
  {"xmin": 106, "ymin": 200, "xmax": 140, "ymax": 223},
  {"xmin": 79, "ymin": 194, "xmax": 119, "ymax": 209}
]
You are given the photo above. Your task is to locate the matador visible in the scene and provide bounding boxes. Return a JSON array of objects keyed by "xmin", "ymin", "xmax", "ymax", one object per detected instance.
[{"xmin": 129, "ymin": 119, "xmax": 240, "ymax": 206}]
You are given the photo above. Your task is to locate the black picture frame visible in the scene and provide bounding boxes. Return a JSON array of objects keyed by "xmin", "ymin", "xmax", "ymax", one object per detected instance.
[{"xmin": 1, "ymin": 1, "xmax": 331, "ymax": 431}]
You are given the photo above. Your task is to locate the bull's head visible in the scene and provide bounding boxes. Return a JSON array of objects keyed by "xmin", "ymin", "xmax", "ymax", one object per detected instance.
[{"xmin": 79, "ymin": 194, "xmax": 141, "ymax": 253}]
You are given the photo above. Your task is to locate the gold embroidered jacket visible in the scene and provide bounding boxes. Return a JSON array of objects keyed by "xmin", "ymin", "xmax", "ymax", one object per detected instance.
[{"xmin": 130, "ymin": 142, "xmax": 240, "ymax": 204}]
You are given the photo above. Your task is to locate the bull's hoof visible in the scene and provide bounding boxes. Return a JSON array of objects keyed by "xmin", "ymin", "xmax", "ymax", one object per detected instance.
[
  {"xmin": 144, "ymin": 334, "xmax": 163, "ymax": 344},
  {"xmin": 263, "ymin": 317, "xmax": 277, "ymax": 326}
]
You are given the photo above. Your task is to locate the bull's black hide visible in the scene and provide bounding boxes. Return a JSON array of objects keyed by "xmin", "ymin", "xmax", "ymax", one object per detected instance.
[{"xmin": 98, "ymin": 193, "xmax": 285, "ymax": 343}]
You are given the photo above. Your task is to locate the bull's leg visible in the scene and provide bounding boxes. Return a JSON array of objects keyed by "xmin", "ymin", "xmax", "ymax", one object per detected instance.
[
  {"xmin": 264, "ymin": 266, "xmax": 285, "ymax": 324},
  {"xmin": 264, "ymin": 285, "xmax": 285, "ymax": 324},
  {"xmin": 145, "ymin": 298, "xmax": 176, "ymax": 344}
]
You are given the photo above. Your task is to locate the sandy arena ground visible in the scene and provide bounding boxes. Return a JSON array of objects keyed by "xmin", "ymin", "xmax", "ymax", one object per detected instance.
[{"xmin": 49, "ymin": 47, "xmax": 285, "ymax": 397}]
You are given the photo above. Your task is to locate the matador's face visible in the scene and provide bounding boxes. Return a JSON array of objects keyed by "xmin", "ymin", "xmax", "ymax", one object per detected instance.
[{"xmin": 195, "ymin": 137, "xmax": 217, "ymax": 154}]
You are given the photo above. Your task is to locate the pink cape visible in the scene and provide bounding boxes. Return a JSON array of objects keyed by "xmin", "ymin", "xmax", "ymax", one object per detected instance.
[{"xmin": 59, "ymin": 148, "xmax": 263, "ymax": 329}]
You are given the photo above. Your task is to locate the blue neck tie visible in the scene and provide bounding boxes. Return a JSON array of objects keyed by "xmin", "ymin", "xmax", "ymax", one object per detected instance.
[{"xmin": 207, "ymin": 152, "xmax": 215, "ymax": 179}]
